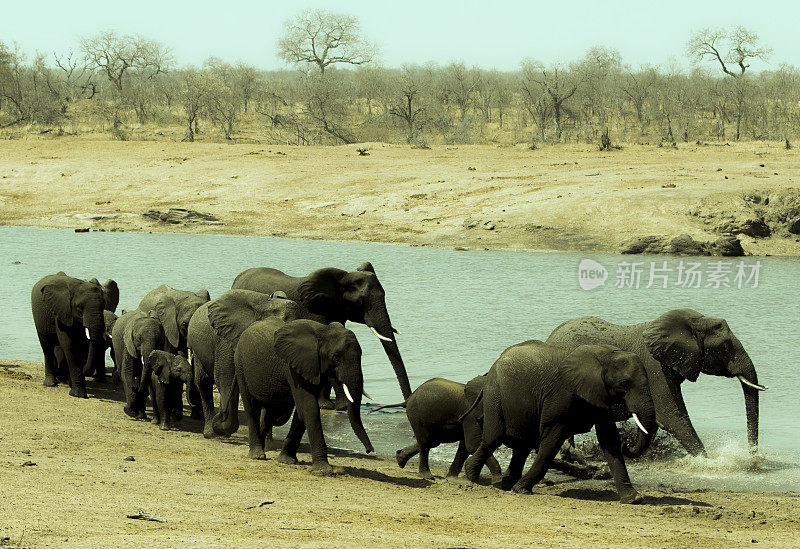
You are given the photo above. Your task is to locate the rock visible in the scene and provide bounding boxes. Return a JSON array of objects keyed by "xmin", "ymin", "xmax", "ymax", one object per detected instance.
[
  {"xmin": 787, "ymin": 219, "xmax": 800, "ymax": 234},
  {"xmin": 462, "ymin": 218, "xmax": 479, "ymax": 229},
  {"xmin": 715, "ymin": 217, "xmax": 771, "ymax": 238},
  {"xmin": 21, "ymin": 461, "xmax": 37, "ymax": 467},
  {"xmin": 482, "ymin": 222, "xmax": 495, "ymax": 230},
  {"xmin": 142, "ymin": 208, "xmax": 222, "ymax": 226},
  {"xmin": 123, "ymin": 456, "xmax": 135, "ymax": 462},
  {"xmin": 712, "ymin": 236, "xmax": 745, "ymax": 256},
  {"xmin": 620, "ymin": 235, "xmax": 667, "ymax": 254},
  {"xmin": 667, "ymin": 234, "xmax": 710, "ymax": 256},
  {"xmin": 74, "ymin": 228, "xmax": 90, "ymax": 233}
]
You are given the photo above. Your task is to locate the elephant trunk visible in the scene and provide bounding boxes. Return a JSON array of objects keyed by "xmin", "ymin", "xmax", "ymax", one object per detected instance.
[
  {"xmin": 622, "ymin": 393, "xmax": 658, "ymax": 459},
  {"xmin": 83, "ymin": 311, "xmax": 106, "ymax": 377},
  {"xmin": 728, "ymin": 341, "xmax": 760, "ymax": 452},
  {"xmin": 212, "ymin": 380, "xmax": 240, "ymax": 436},
  {"xmin": 365, "ymin": 307, "xmax": 412, "ymax": 400},
  {"xmin": 345, "ymin": 396, "xmax": 373, "ymax": 454}
]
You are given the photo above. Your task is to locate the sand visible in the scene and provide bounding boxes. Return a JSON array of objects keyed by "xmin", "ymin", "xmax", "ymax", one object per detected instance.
[
  {"xmin": 1, "ymin": 137, "xmax": 799, "ymax": 255},
  {"xmin": 1, "ymin": 361, "xmax": 798, "ymax": 548}
]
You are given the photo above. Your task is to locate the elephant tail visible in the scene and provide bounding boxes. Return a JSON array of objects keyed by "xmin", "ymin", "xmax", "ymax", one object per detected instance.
[
  {"xmin": 367, "ymin": 401, "xmax": 406, "ymax": 414},
  {"xmin": 453, "ymin": 389, "xmax": 484, "ymax": 424}
]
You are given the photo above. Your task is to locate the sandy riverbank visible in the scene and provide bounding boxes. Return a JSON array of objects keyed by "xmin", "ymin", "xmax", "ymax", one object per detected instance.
[
  {"xmin": 1, "ymin": 360, "xmax": 798, "ymax": 548},
  {"xmin": 2, "ymin": 137, "xmax": 800, "ymax": 255}
]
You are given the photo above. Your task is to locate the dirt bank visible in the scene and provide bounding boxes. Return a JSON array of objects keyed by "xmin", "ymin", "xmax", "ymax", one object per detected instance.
[
  {"xmin": 1, "ymin": 360, "xmax": 798, "ymax": 548},
  {"xmin": 2, "ymin": 137, "xmax": 800, "ymax": 255}
]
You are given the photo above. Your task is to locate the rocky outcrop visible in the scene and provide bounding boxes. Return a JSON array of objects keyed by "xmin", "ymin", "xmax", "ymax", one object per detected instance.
[
  {"xmin": 691, "ymin": 189, "xmax": 800, "ymax": 239},
  {"xmin": 621, "ymin": 233, "xmax": 743, "ymax": 256},
  {"xmin": 142, "ymin": 208, "xmax": 222, "ymax": 226}
]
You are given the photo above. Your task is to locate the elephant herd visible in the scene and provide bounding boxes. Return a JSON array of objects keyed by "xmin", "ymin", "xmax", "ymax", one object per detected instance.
[{"xmin": 31, "ymin": 263, "xmax": 766, "ymax": 503}]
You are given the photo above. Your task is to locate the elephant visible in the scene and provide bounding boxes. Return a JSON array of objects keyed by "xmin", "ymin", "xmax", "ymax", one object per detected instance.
[
  {"xmin": 103, "ymin": 310, "xmax": 119, "ymax": 380},
  {"xmin": 112, "ymin": 308, "xmax": 172, "ymax": 419},
  {"xmin": 463, "ymin": 341, "xmax": 656, "ymax": 504},
  {"xmin": 389, "ymin": 376, "xmax": 502, "ymax": 481},
  {"xmin": 138, "ymin": 284, "xmax": 211, "ymax": 417},
  {"xmin": 147, "ymin": 350, "xmax": 193, "ymax": 430},
  {"xmin": 546, "ymin": 309, "xmax": 766, "ymax": 456},
  {"xmin": 234, "ymin": 318, "xmax": 374, "ymax": 474},
  {"xmin": 31, "ymin": 273, "xmax": 114, "ymax": 397},
  {"xmin": 186, "ymin": 289, "xmax": 301, "ymax": 438},
  {"xmin": 232, "ymin": 262, "xmax": 411, "ymax": 409}
]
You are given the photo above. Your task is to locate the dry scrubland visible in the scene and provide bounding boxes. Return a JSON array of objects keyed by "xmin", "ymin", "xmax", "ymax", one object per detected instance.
[
  {"xmin": 1, "ymin": 361, "xmax": 799, "ymax": 548},
  {"xmin": 1, "ymin": 136, "xmax": 800, "ymax": 255}
]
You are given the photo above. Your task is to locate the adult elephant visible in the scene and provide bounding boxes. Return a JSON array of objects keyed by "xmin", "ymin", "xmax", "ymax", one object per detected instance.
[
  {"xmin": 546, "ymin": 309, "xmax": 765, "ymax": 456},
  {"xmin": 186, "ymin": 290, "xmax": 300, "ymax": 438},
  {"xmin": 232, "ymin": 262, "xmax": 411, "ymax": 408},
  {"xmin": 31, "ymin": 273, "xmax": 112, "ymax": 397},
  {"xmin": 234, "ymin": 318, "xmax": 373, "ymax": 473},
  {"xmin": 463, "ymin": 341, "xmax": 656, "ymax": 503},
  {"xmin": 113, "ymin": 308, "xmax": 172, "ymax": 418},
  {"xmin": 138, "ymin": 284, "xmax": 210, "ymax": 416}
]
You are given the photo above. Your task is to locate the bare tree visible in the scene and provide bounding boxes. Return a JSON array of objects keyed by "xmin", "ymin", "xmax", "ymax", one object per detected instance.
[
  {"xmin": 687, "ymin": 26, "xmax": 771, "ymax": 140},
  {"xmin": 277, "ymin": 9, "xmax": 375, "ymax": 74},
  {"xmin": 389, "ymin": 66, "xmax": 427, "ymax": 142},
  {"xmin": 80, "ymin": 31, "xmax": 171, "ymax": 93},
  {"xmin": 0, "ymin": 42, "xmax": 26, "ymax": 127},
  {"xmin": 520, "ymin": 60, "xmax": 581, "ymax": 141}
]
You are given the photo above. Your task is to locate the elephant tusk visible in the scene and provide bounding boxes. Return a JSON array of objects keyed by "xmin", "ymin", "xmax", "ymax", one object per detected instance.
[
  {"xmin": 737, "ymin": 375, "xmax": 768, "ymax": 391},
  {"xmin": 369, "ymin": 326, "xmax": 393, "ymax": 342},
  {"xmin": 85, "ymin": 328, "xmax": 90, "ymax": 340},
  {"xmin": 632, "ymin": 413, "xmax": 649, "ymax": 435},
  {"xmin": 342, "ymin": 384, "xmax": 355, "ymax": 404},
  {"xmin": 362, "ymin": 389, "xmax": 373, "ymax": 401},
  {"xmin": 392, "ymin": 328, "xmax": 402, "ymax": 335}
]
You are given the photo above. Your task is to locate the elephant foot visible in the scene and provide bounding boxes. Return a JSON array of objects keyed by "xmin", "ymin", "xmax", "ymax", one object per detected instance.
[
  {"xmin": 124, "ymin": 405, "xmax": 138, "ymax": 418},
  {"xmin": 310, "ymin": 462, "xmax": 345, "ymax": 476},
  {"xmin": 318, "ymin": 397, "xmax": 335, "ymax": 410},
  {"xmin": 420, "ymin": 470, "xmax": 435, "ymax": 481},
  {"xmin": 159, "ymin": 423, "xmax": 170, "ymax": 431},
  {"xmin": 69, "ymin": 386, "xmax": 88, "ymax": 399},
  {"xmin": 396, "ymin": 449, "xmax": 411, "ymax": 468},
  {"xmin": 248, "ymin": 447, "xmax": 267, "ymax": 460},
  {"xmin": 203, "ymin": 425, "xmax": 218, "ymax": 439},
  {"xmin": 276, "ymin": 452, "xmax": 299, "ymax": 465},
  {"xmin": 43, "ymin": 376, "xmax": 58, "ymax": 387},
  {"xmin": 511, "ymin": 484, "xmax": 532, "ymax": 495},
  {"xmin": 619, "ymin": 491, "xmax": 644, "ymax": 505},
  {"xmin": 151, "ymin": 417, "xmax": 160, "ymax": 425},
  {"xmin": 190, "ymin": 407, "xmax": 204, "ymax": 420},
  {"xmin": 463, "ymin": 457, "xmax": 481, "ymax": 484}
]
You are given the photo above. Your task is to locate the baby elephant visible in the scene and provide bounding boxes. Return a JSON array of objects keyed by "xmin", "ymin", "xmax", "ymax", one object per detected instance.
[
  {"xmin": 147, "ymin": 350, "xmax": 192, "ymax": 430},
  {"xmin": 393, "ymin": 376, "xmax": 501, "ymax": 481}
]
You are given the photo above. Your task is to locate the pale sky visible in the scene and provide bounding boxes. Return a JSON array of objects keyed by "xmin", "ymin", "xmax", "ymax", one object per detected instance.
[{"xmin": 1, "ymin": 0, "xmax": 797, "ymax": 72}]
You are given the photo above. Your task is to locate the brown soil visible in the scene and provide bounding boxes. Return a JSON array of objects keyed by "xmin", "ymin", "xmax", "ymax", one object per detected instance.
[
  {"xmin": 1, "ymin": 360, "xmax": 798, "ymax": 548},
  {"xmin": 2, "ymin": 137, "xmax": 800, "ymax": 255}
]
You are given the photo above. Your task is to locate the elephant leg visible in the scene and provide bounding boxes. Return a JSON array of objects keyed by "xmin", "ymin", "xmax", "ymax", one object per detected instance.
[
  {"xmin": 150, "ymin": 381, "xmax": 162, "ymax": 427},
  {"xmin": 277, "ymin": 412, "xmax": 305, "ymax": 465},
  {"xmin": 185, "ymin": 381, "xmax": 202, "ymax": 420},
  {"xmin": 194, "ymin": 359, "xmax": 216, "ymax": 438},
  {"xmin": 55, "ymin": 329, "xmax": 87, "ymax": 398},
  {"xmin": 501, "ymin": 446, "xmax": 531, "ymax": 490},
  {"xmin": 595, "ymin": 419, "xmax": 642, "ymax": 504},
  {"xmin": 657, "ymin": 372, "xmax": 706, "ymax": 456},
  {"xmin": 294, "ymin": 391, "xmax": 338, "ymax": 475},
  {"xmin": 169, "ymin": 382, "xmax": 183, "ymax": 425},
  {"xmin": 512, "ymin": 427, "xmax": 567, "ymax": 494},
  {"xmin": 447, "ymin": 440, "xmax": 470, "ymax": 479},
  {"xmin": 242, "ymin": 391, "xmax": 266, "ymax": 460},
  {"xmin": 211, "ymin": 343, "xmax": 239, "ymax": 436},
  {"xmin": 464, "ymin": 397, "xmax": 503, "ymax": 483},
  {"xmin": 418, "ymin": 444, "xmax": 434, "ymax": 480},
  {"xmin": 486, "ymin": 454, "xmax": 503, "ymax": 485},
  {"xmin": 396, "ymin": 443, "xmax": 419, "ymax": 468},
  {"xmin": 40, "ymin": 336, "xmax": 58, "ymax": 387}
]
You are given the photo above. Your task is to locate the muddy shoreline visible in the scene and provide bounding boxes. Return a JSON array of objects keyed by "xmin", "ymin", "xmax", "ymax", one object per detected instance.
[{"xmin": 1, "ymin": 360, "xmax": 799, "ymax": 547}]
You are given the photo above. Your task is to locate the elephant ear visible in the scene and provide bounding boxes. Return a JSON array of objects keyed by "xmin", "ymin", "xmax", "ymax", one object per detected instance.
[
  {"xmin": 196, "ymin": 289, "xmax": 211, "ymax": 301},
  {"xmin": 693, "ymin": 316, "xmax": 735, "ymax": 375},
  {"xmin": 642, "ymin": 309, "xmax": 703, "ymax": 382},
  {"xmin": 356, "ymin": 262, "xmax": 375, "ymax": 273},
  {"xmin": 560, "ymin": 345, "xmax": 611, "ymax": 408},
  {"xmin": 102, "ymin": 279, "xmax": 120, "ymax": 312},
  {"xmin": 207, "ymin": 293, "xmax": 264, "ymax": 345},
  {"xmin": 154, "ymin": 296, "xmax": 180, "ymax": 349},
  {"xmin": 124, "ymin": 314, "xmax": 138, "ymax": 358},
  {"xmin": 41, "ymin": 282, "xmax": 73, "ymax": 327},
  {"xmin": 274, "ymin": 320, "xmax": 322, "ymax": 385},
  {"xmin": 297, "ymin": 268, "xmax": 348, "ymax": 318},
  {"xmin": 464, "ymin": 375, "xmax": 487, "ymax": 420}
]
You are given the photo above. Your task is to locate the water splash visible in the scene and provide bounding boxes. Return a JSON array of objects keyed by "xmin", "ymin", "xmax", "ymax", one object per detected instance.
[{"xmin": 672, "ymin": 442, "xmax": 768, "ymax": 477}]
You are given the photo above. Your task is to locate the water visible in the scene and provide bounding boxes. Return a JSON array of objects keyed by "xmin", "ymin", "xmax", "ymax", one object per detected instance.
[{"xmin": 2, "ymin": 226, "xmax": 799, "ymax": 493}]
